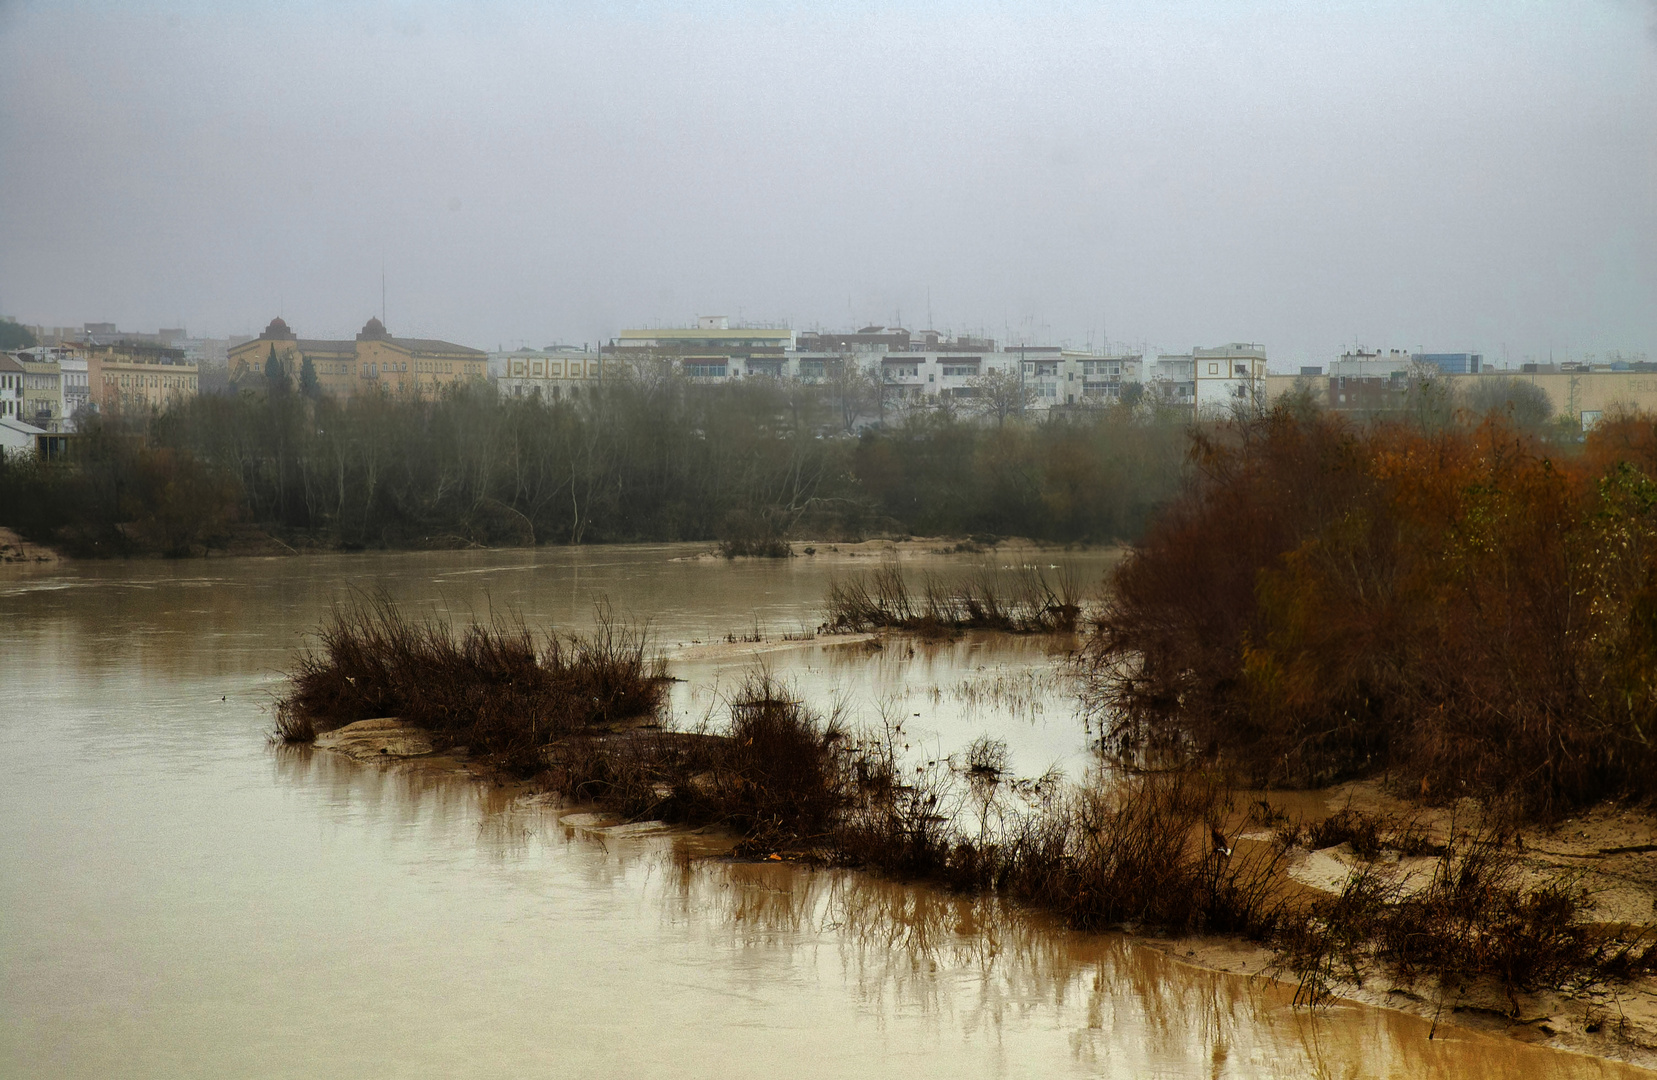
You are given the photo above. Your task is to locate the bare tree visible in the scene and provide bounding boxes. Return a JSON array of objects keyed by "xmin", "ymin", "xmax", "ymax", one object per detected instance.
[{"xmin": 969, "ymin": 367, "xmax": 1035, "ymax": 427}]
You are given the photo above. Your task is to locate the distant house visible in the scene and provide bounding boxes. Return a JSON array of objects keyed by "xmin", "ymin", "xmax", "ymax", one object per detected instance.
[
  {"xmin": 228, "ymin": 317, "xmax": 487, "ymax": 398},
  {"xmin": 0, "ymin": 415, "xmax": 46, "ymax": 459}
]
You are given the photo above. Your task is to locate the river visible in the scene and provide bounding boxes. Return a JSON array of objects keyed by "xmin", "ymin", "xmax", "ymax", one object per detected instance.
[{"xmin": 0, "ymin": 545, "xmax": 1646, "ymax": 1078}]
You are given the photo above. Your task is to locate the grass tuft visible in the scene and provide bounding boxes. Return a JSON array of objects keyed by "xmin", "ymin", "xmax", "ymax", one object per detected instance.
[{"xmin": 825, "ymin": 560, "xmax": 1086, "ymax": 635}]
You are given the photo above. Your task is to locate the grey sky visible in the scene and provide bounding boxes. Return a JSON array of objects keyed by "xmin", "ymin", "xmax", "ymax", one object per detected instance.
[{"xmin": 1, "ymin": 0, "xmax": 1652, "ymax": 366}]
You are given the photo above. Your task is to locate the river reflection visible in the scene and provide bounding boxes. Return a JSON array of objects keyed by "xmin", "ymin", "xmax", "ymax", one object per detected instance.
[
  {"xmin": 2, "ymin": 546, "xmax": 1650, "ymax": 1078},
  {"xmin": 274, "ymin": 743, "xmax": 1648, "ymax": 1079}
]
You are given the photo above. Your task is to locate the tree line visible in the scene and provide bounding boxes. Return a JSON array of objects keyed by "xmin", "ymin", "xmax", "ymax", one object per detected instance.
[{"xmin": 0, "ymin": 375, "xmax": 1191, "ymax": 556}]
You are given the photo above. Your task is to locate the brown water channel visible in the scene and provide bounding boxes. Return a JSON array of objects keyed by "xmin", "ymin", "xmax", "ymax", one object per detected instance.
[{"xmin": 0, "ymin": 545, "xmax": 1647, "ymax": 1078}]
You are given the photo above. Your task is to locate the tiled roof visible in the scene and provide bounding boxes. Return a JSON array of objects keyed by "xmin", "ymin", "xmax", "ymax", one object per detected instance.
[{"xmin": 383, "ymin": 338, "xmax": 486, "ymax": 357}]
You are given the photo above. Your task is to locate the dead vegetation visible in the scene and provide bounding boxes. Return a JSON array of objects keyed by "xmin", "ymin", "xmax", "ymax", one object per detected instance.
[
  {"xmin": 824, "ymin": 560, "xmax": 1085, "ymax": 635},
  {"xmin": 1271, "ymin": 808, "xmax": 1657, "ymax": 1010},
  {"xmin": 272, "ymin": 591, "xmax": 667, "ymax": 774}
]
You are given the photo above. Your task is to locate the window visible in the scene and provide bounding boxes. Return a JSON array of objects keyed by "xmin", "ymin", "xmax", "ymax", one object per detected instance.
[
  {"xmin": 684, "ymin": 363, "xmax": 727, "ymax": 378},
  {"xmin": 1208, "ymin": 363, "xmax": 1219, "ymax": 375},
  {"xmin": 884, "ymin": 364, "xmax": 918, "ymax": 379},
  {"xmin": 940, "ymin": 365, "xmax": 978, "ymax": 377}
]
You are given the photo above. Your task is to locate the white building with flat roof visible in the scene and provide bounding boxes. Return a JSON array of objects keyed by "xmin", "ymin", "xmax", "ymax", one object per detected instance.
[
  {"xmin": 490, "ymin": 347, "xmax": 603, "ymax": 399},
  {"xmin": 1193, "ymin": 343, "xmax": 1268, "ymax": 415}
]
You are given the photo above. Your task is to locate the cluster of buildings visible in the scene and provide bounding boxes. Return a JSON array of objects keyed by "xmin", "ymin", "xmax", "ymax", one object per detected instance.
[
  {"xmin": 4, "ymin": 310, "xmax": 1654, "ymax": 458},
  {"xmin": 1265, "ymin": 348, "xmax": 1657, "ymax": 429},
  {"xmin": 493, "ymin": 316, "xmax": 1269, "ymax": 415}
]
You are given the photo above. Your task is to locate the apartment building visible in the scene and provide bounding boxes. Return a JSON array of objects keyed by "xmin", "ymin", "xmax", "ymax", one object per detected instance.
[{"xmin": 87, "ymin": 341, "xmax": 198, "ymax": 413}]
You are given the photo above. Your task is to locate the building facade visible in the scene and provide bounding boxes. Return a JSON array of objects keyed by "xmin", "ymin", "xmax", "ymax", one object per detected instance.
[
  {"xmin": 87, "ymin": 342, "xmax": 199, "ymax": 414},
  {"xmin": 1193, "ymin": 343, "xmax": 1269, "ymax": 414},
  {"xmin": 491, "ymin": 347, "xmax": 604, "ymax": 399},
  {"xmin": 227, "ymin": 318, "xmax": 487, "ymax": 398},
  {"xmin": 0, "ymin": 355, "xmax": 25, "ymax": 421},
  {"xmin": 16, "ymin": 353, "xmax": 63, "ymax": 430}
]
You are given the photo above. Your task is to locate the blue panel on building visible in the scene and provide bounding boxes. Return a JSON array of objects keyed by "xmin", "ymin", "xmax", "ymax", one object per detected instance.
[{"xmin": 1417, "ymin": 353, "xmax": 1483, "ymax": 375}]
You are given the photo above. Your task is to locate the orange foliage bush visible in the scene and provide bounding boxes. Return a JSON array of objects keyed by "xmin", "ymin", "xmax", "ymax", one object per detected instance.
[{"xmin": 1088, "ymin": 406, "xmax": 1657, "ymax": 812}]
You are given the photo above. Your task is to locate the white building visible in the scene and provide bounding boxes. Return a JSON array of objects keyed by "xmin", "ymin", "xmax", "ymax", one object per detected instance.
[
  {"xmin": 60, "ymin": 355, "xmax": 89, "ymax": 424},
  {"xmin": 0, "ymin": 415, "xmax": 46, "ymax": 459},
  {"xmin": 0, "ymin": 355, "xmax": 24, "ymax": 420},
  {"xmin": 1149, "ymin": 354, "xmax": 1196, "ymax": 407},
  {"xmin": 490, "ymin": 347, "xmax": 603, "ymax": 400},
  {"xmin": 1193, "ymin": 343, "xmax": 1268, "ymax": 415}
]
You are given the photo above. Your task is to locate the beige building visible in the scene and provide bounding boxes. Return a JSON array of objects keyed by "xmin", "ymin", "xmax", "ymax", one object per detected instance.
[
  {"xmin": 87, "ymin": 342, "xmax": 199, "ymax": 414},
  {"xmin": 16, "ymin": 353, "xmax": 64, "ymax": 430},
  {"xmin": 1264, "ymin": 368, "xmax": 1657, "ymax": 428},
  {"xmin": 228, "ymin": 317, "xmax": 486, "ymax": 397}
]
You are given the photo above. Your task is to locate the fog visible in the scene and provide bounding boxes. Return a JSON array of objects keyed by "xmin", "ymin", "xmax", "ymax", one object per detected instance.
[{"xmin": 1, "ymin": 0, "xmax": 1652, "ymax": 365}]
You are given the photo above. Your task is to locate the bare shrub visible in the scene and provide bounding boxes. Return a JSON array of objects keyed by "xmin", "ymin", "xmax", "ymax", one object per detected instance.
[{"xmin": 276, "ymin": 591, "xmax": 666, "ymax": 772}]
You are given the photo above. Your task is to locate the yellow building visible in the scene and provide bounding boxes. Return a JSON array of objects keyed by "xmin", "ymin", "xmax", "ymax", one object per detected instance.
[
  {"xmin": 229, "ymin": 317, "xmax": 486, "ymax": 398},
  {"xmin": 87, "ymin": 342, "xmax": 199, "ymax": 415},
  {"xmin": 16, "ymin": 353, "xmax": 64, "ymax": 430}
]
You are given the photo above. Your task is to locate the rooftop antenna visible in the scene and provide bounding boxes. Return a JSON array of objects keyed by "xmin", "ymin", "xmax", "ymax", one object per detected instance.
[{"xmin": 381, "ymin": 259, "xmax": 386, "ymax": 326}]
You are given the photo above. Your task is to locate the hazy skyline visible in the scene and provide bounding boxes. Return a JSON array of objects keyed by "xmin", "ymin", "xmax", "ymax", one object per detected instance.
[{"xmin": 1, "ymin": 0, "xmax": 1653, "ymax": 366}]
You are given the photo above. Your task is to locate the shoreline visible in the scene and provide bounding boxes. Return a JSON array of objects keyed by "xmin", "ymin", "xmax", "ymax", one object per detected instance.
[
  {"xmin": 305, "ymin": 712, "xmax": 1657, "ymax": 1072},
  {"xmin": 0, "ymin": 528, "xmax": 1120, "ymax": 564}
]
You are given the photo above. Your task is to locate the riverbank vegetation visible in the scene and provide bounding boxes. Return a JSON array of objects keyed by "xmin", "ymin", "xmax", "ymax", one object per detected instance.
[
  {"xmin": 276, "ymin": 592, "xmax": 1657, "ymax": 1014},
  {"xmin": 824, "ymin": 561, "xmax": 1085, "ymax": 634},
  {"xmin": 1087, "ymin": 405, "xmax": 1657, "ymax": 814},
  {"xmin": 273, "ymin": 593, "xmax": 666, "ymax": 775},
  {"xmin": 540, "ymin": 675, "xmax": 1657, "ymax": 1008},
  {"xmin": 0, "ymin": 378, "xmax": 1187, "ymax": 557}
]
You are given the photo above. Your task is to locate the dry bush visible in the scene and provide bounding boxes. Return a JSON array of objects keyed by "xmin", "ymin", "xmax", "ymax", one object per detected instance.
[
  {"xmin": 1276, "ymin": 818, "xmax": 1657, "ymax": 1007},
  {"xmin": 275, "ymin": 592, "xmax": 666, "ymax": 772}
]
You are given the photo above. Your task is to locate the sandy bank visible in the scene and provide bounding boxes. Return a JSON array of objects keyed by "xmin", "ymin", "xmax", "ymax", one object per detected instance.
[
  {"xmin": 0, "ymin": 526, "xmax": 61, "ymax": 564},
  {"xmin": 674, "ymin": 536, "xmax": 1120, "ymax": 564}
]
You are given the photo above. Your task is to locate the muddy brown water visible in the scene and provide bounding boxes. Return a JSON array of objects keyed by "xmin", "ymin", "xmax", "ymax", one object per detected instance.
[{"xmin": 0, "ymin": 545, "xmax": 1647, "ymax": 1078}]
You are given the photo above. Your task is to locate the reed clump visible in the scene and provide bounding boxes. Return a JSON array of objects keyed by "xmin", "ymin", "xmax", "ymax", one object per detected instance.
[
  {"xmin": 825, "ymin": 561, "xmax": 1085, "ymax": 635},
  {"xmin": 269, "ymin": 703, "xmax": 316, "ymax": 745},
  {"xmin": 275, "ymin": 592, "xmax": 666, "ymax": 773}
]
